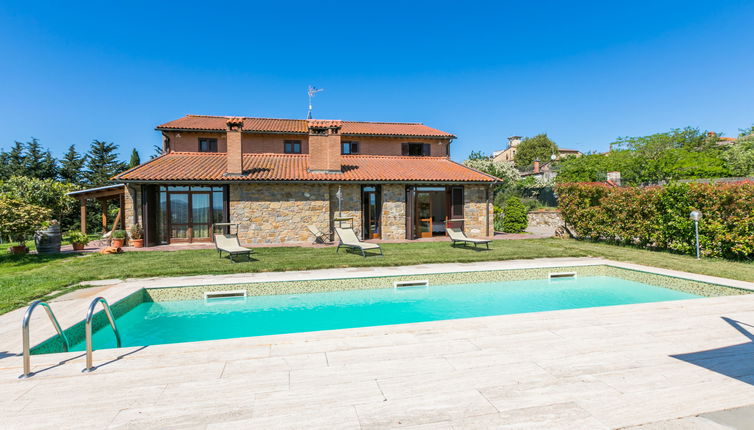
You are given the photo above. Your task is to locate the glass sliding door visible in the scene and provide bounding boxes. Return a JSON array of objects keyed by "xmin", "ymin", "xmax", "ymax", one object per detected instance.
[
  {"xmin": 361, "ymin": 186, "xmax": 381, "ymax": 239},
  {"xmin": 191, "ymin": 192, "xmax": 211, "ymax": 240},
  {"xmin": 169, "ymin": 193, "xmax": 190, "ymax": 241},
  {"xmin": 157, "ymin": 185, "xmax": 227, "ymax": 244}
]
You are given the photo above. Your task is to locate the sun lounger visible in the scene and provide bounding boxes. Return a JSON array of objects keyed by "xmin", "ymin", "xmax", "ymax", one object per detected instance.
[
  {"xmin": 447, "ymin": 227, "xmax": 491, "ymax": 249},
  {"xmin": 334, "ymin": 227, "xmax": 383, "ymax": 257},
  {"xmin": 214, "ymin": 233, "xmax": 253, "ymax": 263},
  {"xmin": 307, "ymin": 225, "xmax": 328, "ymax": 244}
]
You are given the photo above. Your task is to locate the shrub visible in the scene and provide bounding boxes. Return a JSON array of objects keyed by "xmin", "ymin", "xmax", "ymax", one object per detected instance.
[
  {"xmin": 0, "ymin": 195, "xmax": 52, "ymax": 245},
  {"xmin": 556, "ymin": 181, "xmax": 754, "ymax": 259},
  {"xmin": 112, "ymin": 229, "xmax": 127, "ymax": 239},
  {"xmin": 502, "ymin": 197, "xmax": 528, "ymax": 233},
  {"xmin": 493, "ymin": 206, "xmax": 505, "ymax": 232}
]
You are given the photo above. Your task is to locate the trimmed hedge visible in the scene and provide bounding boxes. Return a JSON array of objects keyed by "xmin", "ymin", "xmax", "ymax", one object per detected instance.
[{"xmin": 556, "ymin": 182, "xmax": 754, "ymax": 259}]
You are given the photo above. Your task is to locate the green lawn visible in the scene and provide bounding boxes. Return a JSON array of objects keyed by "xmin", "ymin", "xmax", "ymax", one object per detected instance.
[{"xmin": 1, "ymin": 238, "xmax": 753, "ymax": 315}]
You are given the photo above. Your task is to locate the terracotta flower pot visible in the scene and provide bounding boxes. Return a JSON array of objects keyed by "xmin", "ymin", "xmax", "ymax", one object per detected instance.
[
  {"xmin": 72, "ymin": 242, "xmax": 86, "ymax": 251},
  {"xmin": 9, "ymin": 245, "xmax": 29, "ymax": 255},
  {"xmin": 131, "ymin": 239, "xmax": 144, "ymax": 248},
  {"xmin": 111, "ymin": 238, "xmax": 125, "ymax": 248}
]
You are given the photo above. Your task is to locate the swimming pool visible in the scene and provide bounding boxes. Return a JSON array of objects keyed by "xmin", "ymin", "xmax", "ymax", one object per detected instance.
[{"xmin": 65, "ymin": 275, "xmax": 699, "ymax": 351}]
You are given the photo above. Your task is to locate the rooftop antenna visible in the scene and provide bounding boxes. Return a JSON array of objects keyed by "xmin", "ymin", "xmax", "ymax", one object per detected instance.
[{"xmin": 307, "ymin": 85, "xmax": 323, "ymax": 119}]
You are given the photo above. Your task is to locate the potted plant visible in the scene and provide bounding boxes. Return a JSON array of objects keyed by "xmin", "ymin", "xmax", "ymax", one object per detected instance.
[
  {"xmin": 0, "ymin": 196, "xmax": 51, "ymax": 255},
  {"xmin": 68, "ymin": 230, "xmax": 89, "ymax": 251},
  {"xmin": 129, "ymin": 224, "xmax": 144, "ymax": 248},
  {"xmin": 111, "ymin": 229, "xmax": 127, "ymax": 248}
]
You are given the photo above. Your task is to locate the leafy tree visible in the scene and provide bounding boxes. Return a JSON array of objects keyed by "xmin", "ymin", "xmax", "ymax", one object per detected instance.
[
  {"xmin": 501, "ymin": 197, "xmax": 528, "ymax": 233},
  {"xmin": 129, "ymin": 148, "xmax": 141, "ymax": 168},
  {"xmin": 59, "ymin": 145, "xmax": 86, "ymax": 184},
  {"xmin": 0, "ymin": 195, "xmax": 52, "ymax": 246},
  {"xmin": 84, "ymin": 140, "xmax": 126, "ymax": 185},
  {"xmin": 462, "ymin": 154, "xmax": 521, "ymax": 185},
  {"xmin": 0, "ymin": 176, "xmax": 78, "ymax": 224},
  {"xmin": 514, "ymin": 134, "xmax": 558, "ymax": 169}
]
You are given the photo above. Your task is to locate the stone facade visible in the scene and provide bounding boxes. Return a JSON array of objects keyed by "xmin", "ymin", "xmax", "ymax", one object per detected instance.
[
  {"xmin": 123, "ymin": 185, "xmax": 141, "ymax": 235},
  {"xmin": 463, "ymin": 185, "xmax": 492, "ymax": 237},
  {"xmin": 128, "ymin": 182, "xmax": 492, "ymax": 245},
  {"xmin": 230, "ymin": 183, "xmax": 331, "ymax": 244},
  {"xmin": 329, "ymin": 184, "xmax": 362, "ymax": 239},
  {"xmin": 381, "ymin": 184, "xmax": 405, "ymax": 240}
]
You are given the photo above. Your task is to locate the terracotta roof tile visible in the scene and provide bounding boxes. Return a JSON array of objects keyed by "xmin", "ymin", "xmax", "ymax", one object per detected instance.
[
  {"xmin": 156, "ymin": 115, "xmax": 455, "ymax": 138},
  {"xmin": 115, "ymin": 152, "xmax": 497, "ymax": 183}
]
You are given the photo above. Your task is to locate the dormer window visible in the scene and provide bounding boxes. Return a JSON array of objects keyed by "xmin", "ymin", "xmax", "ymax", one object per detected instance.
[
  {"xmin": 342, "ymin": 141, "xmax": 359, "ymax": 154},
  {"xmin": 199, "ymin": 138, "xmax": 218, "ymax": 152}
]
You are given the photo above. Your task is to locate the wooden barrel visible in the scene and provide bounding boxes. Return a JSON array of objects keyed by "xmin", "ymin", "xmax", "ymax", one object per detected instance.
[{"xmin": 35, "ymin": 223, "xmax": 62, "ymax": 254}]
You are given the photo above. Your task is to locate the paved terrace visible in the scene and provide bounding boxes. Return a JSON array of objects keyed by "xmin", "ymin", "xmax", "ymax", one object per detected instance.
[{"xmin": 1, "ymin": 258, "xmax": 754, "ymax": 429}]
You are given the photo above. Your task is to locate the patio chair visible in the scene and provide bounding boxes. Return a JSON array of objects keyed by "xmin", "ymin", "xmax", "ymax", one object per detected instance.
[
  {"xmin": 307, "ymin": 224, "xmax": 328, "ymax": 244},
  {"xmin": 334, "ymin": 227, "xmax": 383, "ymax": 257},
  {"xmin": 447, "ymin": 227, "xmax": 491, "ymax": 249},
  {"xmin": 213, "ymin": 223, "xmax": 253, "ymax": 263}
]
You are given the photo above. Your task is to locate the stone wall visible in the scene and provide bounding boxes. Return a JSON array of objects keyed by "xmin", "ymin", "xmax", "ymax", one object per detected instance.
[
  {"xmin": 464, "ymin": 185, "xmax": 492, "ymax": 237},
  {"xmin": 329, "ymin": 184, "xmax": 362, "ymax": 239},
  {"xmin": 123, "ymin": 185, "xmax": 141, "ymax": 235},
  {"xmin": 527, "ymin": 210, "xmax": 564, "ymax": 230},
  {"xmin": 381, "ymin": 184, "xmax": 406, "ymax": 239},
  {"xmin": 230, "ymin": 183, "xmax": 331, "ymax": 244}
]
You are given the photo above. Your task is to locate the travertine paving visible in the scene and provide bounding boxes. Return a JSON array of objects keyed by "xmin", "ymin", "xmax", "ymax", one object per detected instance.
[{"xmin": 2, "ymin": 258, "xmax": 754, "ymax": 429}]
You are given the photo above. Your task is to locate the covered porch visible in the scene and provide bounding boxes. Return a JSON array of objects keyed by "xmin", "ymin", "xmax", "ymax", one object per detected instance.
[{"xmin": 66, "ymin": 184, "xmax": 126, "ymax": 235}]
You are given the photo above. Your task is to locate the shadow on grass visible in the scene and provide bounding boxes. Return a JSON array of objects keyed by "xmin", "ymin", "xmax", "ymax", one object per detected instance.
[
  {"xmin": 0, "ymin": 252, "xmax": 79, "ymax": 268},
  {"xmin": 671, "ymin": 317, "xmax": 754, "ymax": 386}
]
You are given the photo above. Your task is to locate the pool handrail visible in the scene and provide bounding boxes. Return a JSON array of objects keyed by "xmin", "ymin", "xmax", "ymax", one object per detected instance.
[
  {"xmin": 20, "ymin": 300, "xmax": 70, "ymax": 378},
  {"xmin": 83, "ymin": 297, "xmax": 122, "ymax": 372}
]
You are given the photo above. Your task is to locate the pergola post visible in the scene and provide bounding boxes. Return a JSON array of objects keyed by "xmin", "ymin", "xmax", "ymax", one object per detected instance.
[
  {"xmin": 80, "ymin": 198, "xmax": 87, "ymax": 234},
  {"xmin": 100, "ymin": 200, "xmax": 108, "ymax": 234}
]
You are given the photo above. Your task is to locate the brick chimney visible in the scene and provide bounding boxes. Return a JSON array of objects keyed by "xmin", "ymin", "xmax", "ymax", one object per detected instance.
[
  {"xmin": 226, "ymin": 117, "xmax": 244, "ymax": 176},
  {"xmin": 308, "ymin": 120, "xmax": 342, "ymax": 173},
  {"xmin": 533, "ymin": 158, "xmax": 540, "ymax": 173}
]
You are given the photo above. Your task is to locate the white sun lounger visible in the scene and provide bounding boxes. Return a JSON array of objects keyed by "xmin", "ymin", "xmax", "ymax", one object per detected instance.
[
  {"xmin": 214, "ymin": 230, "xmax": 253, "ymax": 263},
  {"xmin": 447, "ymin": 227, "xmax": 491, "ymax": 249},
  {"xmin": 307, "ymin": 224, "xmax": 328, "ymax": 244},
  {"xmin": 334, "ymin": 227, "xmax": 383, "ymax": 257}
]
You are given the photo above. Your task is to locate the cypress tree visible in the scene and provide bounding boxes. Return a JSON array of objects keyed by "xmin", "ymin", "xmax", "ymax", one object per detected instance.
[{"xmin": 128, "ymin": 148, "xmax": 141, "ymax": 168}]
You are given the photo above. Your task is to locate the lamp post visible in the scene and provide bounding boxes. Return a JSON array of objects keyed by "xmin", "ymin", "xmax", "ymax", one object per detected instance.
[{"xmin": 689, "ymin": 210, "xmax": 702, "ymax": 259}]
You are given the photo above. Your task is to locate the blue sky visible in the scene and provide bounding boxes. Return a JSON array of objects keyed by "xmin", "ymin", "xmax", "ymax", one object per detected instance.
[{"xmin": 1, "ymin": 1, "xmax": 753, "ymax": 162}]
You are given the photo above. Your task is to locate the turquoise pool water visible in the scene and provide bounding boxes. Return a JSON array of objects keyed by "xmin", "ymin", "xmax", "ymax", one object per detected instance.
[{"xmin": 70, "ymin": 276, "xmax": 699, "ymax": 351}]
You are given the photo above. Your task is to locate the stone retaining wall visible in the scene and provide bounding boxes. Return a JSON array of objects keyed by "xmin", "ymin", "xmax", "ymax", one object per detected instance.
[{"xmin": 527, "ymin": 210, "xmax": 564, "ymax": 229}]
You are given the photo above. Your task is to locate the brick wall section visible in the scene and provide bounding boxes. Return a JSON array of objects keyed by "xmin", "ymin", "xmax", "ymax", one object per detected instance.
[
  {"xmin": 329, "ymin": 184, "xmax": 362, "ymax": 239},
  {"xmin": 230, "ymin": 184, "xmax": 331, "ymax": 244},
  {"xmin": 381, "ymin": 184, "xmax": 406, "ymax": 239},
  {"xmin": 309, "ymin": 133, "xmax": 342, "ymax": 172},
  {"xmin": 463, "ymin": 185, "xmax": 491, "ymax": 237}
]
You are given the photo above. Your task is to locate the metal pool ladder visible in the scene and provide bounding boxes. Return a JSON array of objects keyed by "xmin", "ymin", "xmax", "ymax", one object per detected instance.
[
  {"xmin": 83, "ymin": 297, "xmax": 122, "ymax": 373},
  {"xmin": 20, "ymin": 300, "xmax": 70, "ymax": 378}
]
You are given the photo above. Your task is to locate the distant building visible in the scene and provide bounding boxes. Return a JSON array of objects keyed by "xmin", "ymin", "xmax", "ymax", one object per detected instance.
[{"xmin": 492, "ymin": 135, "xmax": 582, "ymax": 164}]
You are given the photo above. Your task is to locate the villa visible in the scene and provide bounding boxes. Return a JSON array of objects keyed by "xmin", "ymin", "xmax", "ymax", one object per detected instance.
[{"xmin": 113, "ymin": 115, "xmax": 498, "ymax": 245}]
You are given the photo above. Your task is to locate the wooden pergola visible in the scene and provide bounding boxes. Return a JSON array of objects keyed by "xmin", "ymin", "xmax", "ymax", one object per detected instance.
[{"xmin": 66, "ymin": 184, "xmax": 126, "ymax": 235}]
